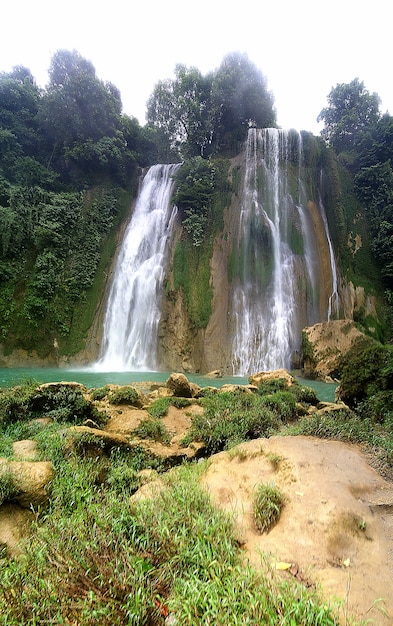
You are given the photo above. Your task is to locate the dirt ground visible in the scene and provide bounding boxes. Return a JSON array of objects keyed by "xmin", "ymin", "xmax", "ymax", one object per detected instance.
[{"xmin": 201, "ymin": 436, "xmax": 393, "ymax": 625}]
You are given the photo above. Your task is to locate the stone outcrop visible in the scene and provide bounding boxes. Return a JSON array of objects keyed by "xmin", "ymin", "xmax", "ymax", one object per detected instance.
[
  {"xmin": 249, "ymin": 369, "xmax": 295, "ymax": 388},
  {"xmin": 302, "ymin": 319, "xmax": 366, "ymax": 380},
  {"xmin": 166, "ymin": 373, "xmax": 200, "ymax": 398},
  {"xmin": 0, "ymin": 458, "xmax": 54, "ymax": 508}
]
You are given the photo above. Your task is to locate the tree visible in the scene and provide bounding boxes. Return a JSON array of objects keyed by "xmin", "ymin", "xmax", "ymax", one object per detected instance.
[
  {"xmin": 146, "ymin": 53, "xmax": 276, "ymax": 160},
  {"xmin": 147, "ymin": 64, "xmax": 211, "ymax": 159},
  {"xmin": 38, "ymin": 50, "xmax": 131, "ymax": 185},
  {"xmin": 318, "ymin": 78, "xmax": 381, "ymax": 154},
  {"xmin": 210, "ymin": 52, "xmax": 276, "ymax": 152},
  {"xmin": 0, "ymin": 67, "xmax": 42, "ymax": 181}
]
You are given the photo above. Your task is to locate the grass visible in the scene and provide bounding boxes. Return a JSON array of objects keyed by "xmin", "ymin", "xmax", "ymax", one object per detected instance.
[
  {"xmin": 0, "ymin": 460, "xmax": 338, "ymax": 625},
  {"xmin": 253, "ymin": 483, "xmax": 285, "ymax": 533},
  {"xmin": 1, "ymin": 376, "xmax": 392, "ymax": 624},
  {"xmin": 133, "ymin": 418, "xmax": 171, "ymax": 444},
  {"xmin": 108, "ymin": 386, "xmax": 139, "ymax": 406},
  {"xmin": 147, "ymin": 396, "xmax": 192, "ymax": 419}
]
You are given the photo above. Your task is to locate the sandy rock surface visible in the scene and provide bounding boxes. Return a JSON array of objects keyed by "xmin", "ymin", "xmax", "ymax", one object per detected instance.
[{"xmin": 201, "ymin": 436, "xmax": 393, "ymax": 625}]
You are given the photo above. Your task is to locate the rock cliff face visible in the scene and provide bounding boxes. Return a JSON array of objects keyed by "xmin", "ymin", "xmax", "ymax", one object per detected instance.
[
  {"xmin": 155, "ymin": 140, "xmax": 353, "ymax": 375},
  {"xmin": 302, "ymin": 319, "xmax": 366, "ymax": 380}
]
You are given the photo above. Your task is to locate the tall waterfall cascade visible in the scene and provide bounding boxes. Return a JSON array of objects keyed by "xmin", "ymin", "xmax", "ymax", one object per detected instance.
[
  {"xmin": 230, "ymin": 128, "xmax": 338, "ymax": 375},
  {"xmin": 96, "ymin": 163, "xmax": 180, "ymax": 371}
]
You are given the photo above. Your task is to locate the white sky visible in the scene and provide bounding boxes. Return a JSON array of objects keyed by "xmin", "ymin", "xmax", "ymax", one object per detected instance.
[{"xmin": 1, "ymin": 0, "xmax": 391, "ymax": 135}]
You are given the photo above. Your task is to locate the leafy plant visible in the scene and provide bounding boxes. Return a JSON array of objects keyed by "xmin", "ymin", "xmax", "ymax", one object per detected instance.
[
  {"xmin": 253, "ymin": 483, "xmax": 284, "ymax": 533},
  {"xmin": 147, "ymin": 396, "xmax": 192, "ymax": 419},
  {"xmin": 90, "ymin": 385, "xmax": 110, "ymax": 401},
  {"xmin": 190, "ymin": 391, "xmax": 281, "ymax": 453},
  {"xmin": 108, "ymin": 386, "xmax": 139, "ymax": 406},
  {"xmin": 0, "ymin": 467, "xmax": 18, "ymax": 505},
  {"xmin": 133, "ymin": 419, "xmax": 171, "ymax": 444}
]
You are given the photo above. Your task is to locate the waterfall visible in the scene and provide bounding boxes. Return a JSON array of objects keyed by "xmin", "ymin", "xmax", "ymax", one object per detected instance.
[
  {"xmin": 231, "ymin": 128, "xmax": 334, "ymax": 375},
  {"xmin": 319, "ymin": 172, "xmax": 340, "ymax": 320},
  {"xmin": 96, "ymin": 163, "xmax": 180, "ymax": 371}
]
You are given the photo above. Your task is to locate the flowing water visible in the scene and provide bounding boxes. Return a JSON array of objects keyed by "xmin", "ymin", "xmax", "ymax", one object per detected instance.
[
  {"xmin": 94, "ymin": 130, "xmax": 337, "ymax": 377},
  {"xmin": 96, "ymin": 164, "xmax": 180, "ymax": 371},
  {"xmin": 231, "ymin": 128, "xmax": 336, "ymax": 375}
]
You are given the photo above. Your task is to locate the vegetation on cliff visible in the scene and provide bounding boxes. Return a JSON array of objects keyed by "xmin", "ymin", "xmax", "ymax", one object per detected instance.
[
  {"xmin": 0, "ymin": 49, "xmax": 392, "ymax": 358},
  {"xmin": 318, "ymin": 78, "xmax": 393, "ymax": 313}
]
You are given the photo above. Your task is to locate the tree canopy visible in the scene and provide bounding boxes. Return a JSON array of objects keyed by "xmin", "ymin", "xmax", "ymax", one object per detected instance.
[
  {"xmin": 147, "ymin": 52, "xmax": 276, "ymax": 159},
  {"xmin": 318, "ymin": 78, "xmax": 393, "ymax": 292}
]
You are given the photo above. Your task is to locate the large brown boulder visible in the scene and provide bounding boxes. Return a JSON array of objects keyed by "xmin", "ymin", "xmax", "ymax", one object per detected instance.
[
  {"xmin": 302, "ymin": 320, "xmax": 365, "ymax": 380},
  {"xmin": 249, "ymin": 369, "xmax": 295, "ymax": 388},
  {"xmin": 166, "ymin": 373, "xmax": 200, "ymax": 398},
  {"xmin": 0, "ymin": 458, "xmax": 54, "ymax": 508}
]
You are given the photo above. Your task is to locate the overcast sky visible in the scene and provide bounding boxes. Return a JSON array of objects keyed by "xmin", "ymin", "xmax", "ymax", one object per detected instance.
[{"xmin": 1, "ymin": 0, "xmax": 391, "ymax": 135}]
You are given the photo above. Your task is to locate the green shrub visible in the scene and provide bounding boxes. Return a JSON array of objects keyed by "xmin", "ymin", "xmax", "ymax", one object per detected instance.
[
  {"xmin": 257, "ymin": 378, "xmax": 288, "ymax": 395},
  {"xmin": 108, "ymin": 386, "xmax": 139, "ymax": 406},
  {"xmin": 0, "ymin": 468, "xmax": 18, "ymax": 505},
  {"xmin": 338, "ymin": 338, "xmax": 393, "ymax": 421},
  {"xmin": 253, "ymin": 483, "xmax": 284, "ymax": 533},
  {"xmin": 133, "ymin": 419, "xmax": 171, "ymax": 444},
  {"xmin": 261, "ymin": 391, "xmax": 298, "ymax": 420},
  {"xmin": 190, "ymin": 391, "xmax": 281, "ymax": 454},
  {"xmin": 0, "ymin": 381, "xmax": 39, "ymax": 425},
  {"xmin": 147, "ymin": 396, "xmax": 192, "ymax": 419},
  {"xmin": 90, "ymin": 385, "xmax": 110, "ymax": 401},
  {"xmin": 105, "ymin": 463, "xmax": 140, "ymax": 495}
]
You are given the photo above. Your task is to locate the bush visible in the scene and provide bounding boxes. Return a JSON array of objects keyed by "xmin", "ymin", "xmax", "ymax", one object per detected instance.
[
  {"xmin": 190, "ymin": 391, "xmax": 281, "ymax": 453},
  {"xmin": 253, "ymin": 483, "xmax": 284, "ymax": 533},
  {"xmin": 338, "ymin": 338, "xmax": 393, "ymax": 421},
  {"xmin": 0, "ymin": 381, "xmax": 39, "ymax": 425},
  {"xmin": 91, "ymin": 385, "xmax": 110, "ymax": 401},
  {"xmin": 260, "ymin": 391, "xmax": 298, "ymax": 421},
  {"xmin": 108, "ymin": 386, "xmax": 139, "ymax": 406},
  {"xmin": 147, "ymin": 396, "xmax": 192, "ymax": 419},
  {"xmin": 133, "ymin": 419, "xmax": 171, "ymax": 444}
]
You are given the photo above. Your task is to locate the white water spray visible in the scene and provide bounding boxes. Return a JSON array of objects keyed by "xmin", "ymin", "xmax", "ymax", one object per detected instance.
[
  {"xmin": 96, "ymin": 163, "xmax": 180, "ymax": 371},
  {"xmin": 231, "ymin": 128, "xmax": 335, "ymax": 375}
]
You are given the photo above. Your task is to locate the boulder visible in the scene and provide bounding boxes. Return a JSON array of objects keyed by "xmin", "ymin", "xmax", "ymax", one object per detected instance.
[
  {"xmin": 65, "ymin": 425, "xmax": 131, "ymax": 455},
  {"xmin": 302, "ymin": 320, "xmax": 366, "ymax": 379},
  {"xmin": 166, "ymin": 373, "xmax": 200, "ymax": 398},
  {"xmin": 12, "ymin": 439, "xmax": 39, "ymax": 461},
  {"xmin": 0, "ymin": 503, "xmax": 34, "ymax": 556},
  {"xmin": 205, "ymin": 370, "xmax": 223, "ymax": 379},
  {"xmin": 0, "ymin": 458, "xmax": 54, "ymax": 508},
  {"xmin": 249, "ymin": 369, "xmax": 295, "ymax": 388}
]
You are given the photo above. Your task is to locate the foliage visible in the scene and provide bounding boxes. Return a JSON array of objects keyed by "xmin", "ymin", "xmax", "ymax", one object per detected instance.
[
  {"xmin": 318, "ymin": 78, "xmax": 381, "ymax": 156},
  {"xmin": 147, "ymin": 396, "xmax": 192, "ymax": 419},
  {"xmin": 107, "ymin": 386, "xmax": 139, "ymax": 406},
  {"xmin": 147, "ymin": 52, "xmax": 276, "ymax": 159},
  {"xmin": 260, "ymin": 391, "xmax": 298, "ymax": 421},
  {"xmin": 133, "ymin": 418, "xmax": 171, "ymax": 444},
  {"xmin": 337, "ymin": 337, "xmax": 393, "ymax": 420},
  {"xmin": 0, "ymin": 381, "xmax": 103, "ymax": 426},
  {"xmin": 190, "ymin": 391, "xmax": 282, "ymax": 453},
  {"xmin": 90, "ymin": 385, "xmax": 110, "ymax": 401},
  {"xmin": 318, "ymin": 78, "xmax": 393, "ymax": 307},
  {"xmin": 0, "ymin": 456, "xmax": 337, "ymax": 625},
  {"xmin": 253, "ymin": 483, "xmax": 285, "ymax": 533},
  {"xmin": 210, "ymin": 52, "xmax": 276, "ymax": 153}
]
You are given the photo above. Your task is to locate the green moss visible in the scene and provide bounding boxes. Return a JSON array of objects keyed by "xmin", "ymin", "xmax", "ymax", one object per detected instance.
[
  {"xmin": 173, "ymin": 239, "xmax": 213, "ymax": 328},
  {"xmin": 108, "ymin": 386, "xmax": 139, "ymax": 406}
]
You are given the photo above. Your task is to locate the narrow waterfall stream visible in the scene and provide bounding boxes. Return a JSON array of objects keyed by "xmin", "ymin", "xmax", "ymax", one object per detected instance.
[
  {"xmin": 96, "ymin": 164, "xmax": 180, "ymax": 371},
  {"xmin": 231, "ymin": 128, "xmax": 335, "ymax": 375}
]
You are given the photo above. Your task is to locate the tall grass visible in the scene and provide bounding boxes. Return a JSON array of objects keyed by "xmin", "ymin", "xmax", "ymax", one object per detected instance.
[{"xmin": 0, "ymin": 461, "xmax": 338, "ymax": 625}]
